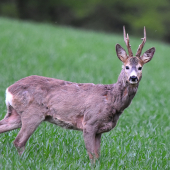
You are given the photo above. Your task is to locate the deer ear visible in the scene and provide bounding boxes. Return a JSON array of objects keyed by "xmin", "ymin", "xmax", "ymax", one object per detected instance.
[
  {"xmin": 116, "ymin": 44, "xmax": 128, "ymax": 62},
  {"xmin": 140, "ymin": 47, "xmax": 155, "ymax": 64}
]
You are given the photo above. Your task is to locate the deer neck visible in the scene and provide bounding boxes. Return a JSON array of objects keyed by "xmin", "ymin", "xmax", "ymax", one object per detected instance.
[{"xmin": 110, "ymin": 69, "xmax": 139, "ymax": 112}]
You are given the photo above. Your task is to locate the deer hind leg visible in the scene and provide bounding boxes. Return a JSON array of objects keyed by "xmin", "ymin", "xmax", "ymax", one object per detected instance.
[
  {"xmin": 13, "ymin": 109, "xmax": 45, "ymax": 155},
  {"xmin": 0, "ymin": 105, "xmax": 21, "ymax": 133}
]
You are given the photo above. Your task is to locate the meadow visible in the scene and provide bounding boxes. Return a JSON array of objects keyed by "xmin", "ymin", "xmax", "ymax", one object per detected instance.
[{"xmin": 0, "ymin": 17, "xmax": 169, "ymax": 169}]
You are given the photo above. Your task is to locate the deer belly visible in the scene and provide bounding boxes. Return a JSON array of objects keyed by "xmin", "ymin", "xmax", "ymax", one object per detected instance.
[{"xmin": 46, "ymin": 115, "xmax": 84, "ymax": 131}]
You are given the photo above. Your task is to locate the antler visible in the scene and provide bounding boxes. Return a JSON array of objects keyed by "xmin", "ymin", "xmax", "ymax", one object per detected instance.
[
  {"xmin": 123, "ymin": 26, "xmax": 133, "ymax": 57},
  {"xmin": 136, "ymin": 27, "xmax": 146, "ymax": 57}
]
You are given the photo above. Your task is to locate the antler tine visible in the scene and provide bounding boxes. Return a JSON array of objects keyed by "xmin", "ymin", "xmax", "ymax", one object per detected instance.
[
  {"xmin": 136, "ymin": 26, "xmax": 146, "ymax": 57},
  {"xmin": 123, "ymin": 26, "xmax": 133, "ymax": 57},
  {"xmin": 123, "ymin": 26, "xmax": 127, "ymax": 43}
]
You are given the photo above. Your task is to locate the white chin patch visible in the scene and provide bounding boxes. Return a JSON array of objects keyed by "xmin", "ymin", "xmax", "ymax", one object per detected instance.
[
  {"xmin": 129, "ymin": 80, "xmax": 138, "ymax": 84},
  {"xmin": 5, "ymin": 88, "xmax": 13, "ymax": 106}
]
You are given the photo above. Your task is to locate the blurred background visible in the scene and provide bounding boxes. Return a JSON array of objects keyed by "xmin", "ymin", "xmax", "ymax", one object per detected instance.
[{"xmin": 0, "ymin": 0, "xmax": 170, "ymax": 42}]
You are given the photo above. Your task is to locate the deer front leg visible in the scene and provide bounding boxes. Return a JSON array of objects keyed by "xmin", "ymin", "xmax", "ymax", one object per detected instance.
[
  {"xmin": 95, "ymin": 133, "xmax": 101, "ymax": 159},
  {"xmin": 83, "ymin": 124, "xmax": 99, "ymax": 163}
]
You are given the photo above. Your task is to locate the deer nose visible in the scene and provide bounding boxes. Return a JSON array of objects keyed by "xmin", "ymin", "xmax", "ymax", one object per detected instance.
[{"xmin": 129, "ymin": 76, "xmax": 138, "ymax": 82}]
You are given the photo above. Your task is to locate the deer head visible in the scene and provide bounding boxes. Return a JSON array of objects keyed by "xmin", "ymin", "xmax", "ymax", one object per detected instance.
[{"xmin": 116, "ymin": 26, "xmax": 155, "ymax": 85}]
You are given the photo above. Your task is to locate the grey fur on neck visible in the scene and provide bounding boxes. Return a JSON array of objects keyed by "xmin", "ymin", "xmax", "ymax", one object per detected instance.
[{"xmin": 109, "ymin": 68, "xmax": 138, "ymax": 112}]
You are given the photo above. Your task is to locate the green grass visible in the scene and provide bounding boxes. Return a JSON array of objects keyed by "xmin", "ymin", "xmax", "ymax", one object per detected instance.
[{"xmin": 0, "ymin": 17, "xmax": 170, "ymax": 169}]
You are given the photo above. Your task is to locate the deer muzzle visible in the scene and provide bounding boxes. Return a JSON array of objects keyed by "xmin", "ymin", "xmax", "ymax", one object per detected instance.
[{"xmin": 129, "ymin": 76, "xmax": 138, "ymax": 84}]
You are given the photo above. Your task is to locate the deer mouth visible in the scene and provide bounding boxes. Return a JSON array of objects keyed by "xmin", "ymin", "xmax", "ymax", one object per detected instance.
[{"xmin": 129, "ymin": 76, "xmax": 138, "ymax": 84}]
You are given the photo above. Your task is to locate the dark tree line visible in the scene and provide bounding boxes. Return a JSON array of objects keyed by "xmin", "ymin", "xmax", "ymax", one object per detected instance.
[{"xmin": 1, "ymin": 0, "xmax": 170, "ymax": 42}]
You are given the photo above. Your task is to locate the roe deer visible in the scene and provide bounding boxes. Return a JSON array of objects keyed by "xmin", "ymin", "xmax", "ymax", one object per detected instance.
[{"xmin": 0, "ymin": 27, "xmax": 155, "ymax": 162}]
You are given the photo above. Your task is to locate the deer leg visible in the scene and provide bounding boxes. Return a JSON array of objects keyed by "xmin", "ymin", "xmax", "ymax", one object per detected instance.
[
  {"xmin": 83, "ymin": 125, "xmax": 97, "ymax": 163},
  {"xmin": 0, "ymin": 107, "xmax": 21, "ymax": 133},
  {"xmin": 13, "ymin": 112, "xmax": 44, "ymax": 155},
  {"xmin": 94, "ymin": 133, "xmax": 101, "ymax": 159}
]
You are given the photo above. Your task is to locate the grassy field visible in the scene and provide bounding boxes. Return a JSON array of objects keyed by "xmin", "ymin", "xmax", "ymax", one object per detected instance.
[{"xmin": 0, "ymin": 17, "xmax": 169, "ymax": 169}]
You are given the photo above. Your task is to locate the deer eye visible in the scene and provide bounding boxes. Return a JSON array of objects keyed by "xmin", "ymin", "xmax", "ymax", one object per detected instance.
[
  {"xmin": 138, "ymin": 67, "xmax": 142, "ymax": 70},
  {"xmin": 126, "ymin": 66, "xmax": 129, "ymax": 70}
]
